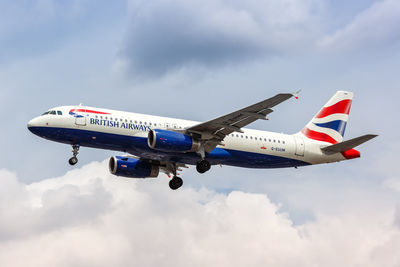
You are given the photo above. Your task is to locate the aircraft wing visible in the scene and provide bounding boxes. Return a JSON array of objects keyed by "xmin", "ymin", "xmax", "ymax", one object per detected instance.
[{"xmin": 186, "ymin": 92, "xmax": 298, "ymax": 151}]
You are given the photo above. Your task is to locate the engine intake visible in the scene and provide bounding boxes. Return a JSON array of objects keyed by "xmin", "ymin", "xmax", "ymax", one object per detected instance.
[
  {"xmin": 148, "ymin": 129, "xmax": 200, "ymax": 152},
  {"xmin": 109, "ymin": 156, "xmax": 159, "ymax": 178}
]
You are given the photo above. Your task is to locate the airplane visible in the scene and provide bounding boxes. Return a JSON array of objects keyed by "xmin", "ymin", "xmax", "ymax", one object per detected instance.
[{"xmin": 27, "ymin": 91, "xmax": 377, "ymax": 190}]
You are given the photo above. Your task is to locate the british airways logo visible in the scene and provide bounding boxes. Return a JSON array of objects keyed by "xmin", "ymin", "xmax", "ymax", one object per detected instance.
[
  {"xmin": 69, "ymin": 109, "xmax": 111, "ymax": 118},
  {"xmin": 89, "ymin": 118, "xmax": 151, "ymax": 132}
]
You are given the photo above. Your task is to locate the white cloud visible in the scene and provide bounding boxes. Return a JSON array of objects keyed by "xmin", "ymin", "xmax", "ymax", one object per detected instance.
[
  {"xmin": 0, "ymin": 161, "xmax": 399, "ymax": 266},
  {"xmin": 318, "ymin": 0, "xmax": 400, "ymax": 50}
]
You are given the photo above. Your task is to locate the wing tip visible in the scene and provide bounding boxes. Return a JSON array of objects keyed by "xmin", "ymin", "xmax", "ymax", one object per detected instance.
[{"xmin": 292, "ymin": 89, "xmax": 301, "ymax": 99}]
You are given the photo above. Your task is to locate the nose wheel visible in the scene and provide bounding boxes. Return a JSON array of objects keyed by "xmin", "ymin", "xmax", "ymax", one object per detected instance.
[
  {"xmin": 69, "ymin": 145, "xmax": 80, "ymax": 166},
  {"xmin": 69, "ymin": 157, "xmax": 78, "ymax": 165}
]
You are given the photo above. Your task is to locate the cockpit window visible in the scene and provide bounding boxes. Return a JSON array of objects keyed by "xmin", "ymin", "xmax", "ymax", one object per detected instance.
[{"xmin": 41, "ymin": 110, "xmax": 62, "ymax": 116}]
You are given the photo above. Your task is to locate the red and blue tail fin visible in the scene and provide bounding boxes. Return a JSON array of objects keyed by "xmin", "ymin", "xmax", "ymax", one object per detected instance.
[{"xmin": 301, "ymin": 91, "xmax": 353, "ymax": 144}]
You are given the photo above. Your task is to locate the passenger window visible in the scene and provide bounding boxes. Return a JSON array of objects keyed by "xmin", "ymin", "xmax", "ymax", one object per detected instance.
[
  {"xmin": 255, "ymin": 137, "xmax": 257, "ymax": 140},
  {"xmin": 283, "ymin": 141, "xmax": 285, "ymax": 144},
  {"xmin": 273, "ymin": 140, "xmax": 276, "ymax": 143},
  {"xmin": 269, "ymin": 139, "xmax": 271, "ymax": 142},
  {"xmin": 250, "ymin": 136, "xmax": 253, "ymax": 139},
  {"xmin": 135, "ymin": 121, "xmax": 137, "ymax": 124},
  {"xmin": 144, "ymin": 122, "xmax": 147, "ymax": 125},
  {"xmin": 246, "ymin": 136, "xmax": 248, "ymax": 139},
  {"xmin": 278, "ymin": 140, "xmax": 280, "ymax": 143}
]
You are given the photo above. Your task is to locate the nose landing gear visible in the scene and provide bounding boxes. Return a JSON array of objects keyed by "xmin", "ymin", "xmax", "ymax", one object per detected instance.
[{"xmin": 68, "ymin": 144, "xmax": 79, "ymax": 166}]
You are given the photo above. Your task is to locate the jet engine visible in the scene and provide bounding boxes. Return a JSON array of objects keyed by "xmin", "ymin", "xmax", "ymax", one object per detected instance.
[
  {"xmin": 148, "ymin": 129, "xmax": 200, "ymax": 152},
  {"xmin": 109, "ymin": 156, "xmax": 159, "ymax": 178}
]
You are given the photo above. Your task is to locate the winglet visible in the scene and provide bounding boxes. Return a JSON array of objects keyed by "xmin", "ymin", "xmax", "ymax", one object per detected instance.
[{"xmin": 292, "ymin": 89, "xmax": 301, "ymax": 100}]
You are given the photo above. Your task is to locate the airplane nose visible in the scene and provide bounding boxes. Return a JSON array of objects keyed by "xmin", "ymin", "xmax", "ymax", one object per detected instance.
[
  {"xmin": 27, "ymin": 119, "xmax": 33, "ymax": 128},
  {"xmin": 27, "ymin": 118, "xmax": 36, "ymax": 128},
  {"xmin": 27, "ymin": 117, "xmax": 40, "ymax": 134}
]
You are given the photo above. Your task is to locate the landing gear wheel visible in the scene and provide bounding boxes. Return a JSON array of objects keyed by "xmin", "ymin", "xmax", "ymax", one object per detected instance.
[
  {"xmin": 196, "ymin": 159, "xmax": 211, "ymax": 174},
  {"xmin": 169, "ymin": 176, "xmax": 183, "ymax": 190},
  {"xmin": 69, "ymin": 156, "xmax": 78, "ymax": 166},
  {"xmin": 69, "ymin": 144, "xmax": 80, "ymax": 166}
]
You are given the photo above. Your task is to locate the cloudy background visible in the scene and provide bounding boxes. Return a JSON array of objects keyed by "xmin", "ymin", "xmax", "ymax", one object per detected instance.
[{"xmin": 0, "ymin": 0, "xmax": 399, "ymax": 266}]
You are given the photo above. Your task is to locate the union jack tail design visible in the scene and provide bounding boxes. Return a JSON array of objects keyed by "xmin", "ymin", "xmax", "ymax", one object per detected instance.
[{"xmin": 301, "ymin": 91, "xmax": 353, "ymax": 144}]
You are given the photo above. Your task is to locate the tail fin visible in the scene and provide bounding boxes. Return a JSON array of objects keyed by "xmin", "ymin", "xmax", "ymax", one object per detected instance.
[{"xmin": 301, "ymin": 91, "xmax": 353, "ymax": 144}]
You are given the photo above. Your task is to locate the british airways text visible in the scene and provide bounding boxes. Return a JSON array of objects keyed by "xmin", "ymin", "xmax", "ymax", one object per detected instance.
[{"xmin": 89, "ymin": 118, "xmax": 151, "ymax": 131}]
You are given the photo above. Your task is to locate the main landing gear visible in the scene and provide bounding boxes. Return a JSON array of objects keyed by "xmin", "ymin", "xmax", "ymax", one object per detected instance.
[
  {"xmin": 196, "ymin": 159, "xmax": 211, "ymax": 174},
  {"xmin": 166, "ymin": 163, "xmax": 184, "ymax": 190},
  {"xmin": 68, "ymin": 144, "xmax": 79, "ymax": 166},
  {"xmin": 167, "ymin": 159, "xmax": 209, "ymax": 190},
  {"xmin": 195, "ymin": 144, "xmax": 211, "ymax": 174},
  {"xmin": 169, "ymin": 176, "xmax": 183, "ymax": 190}
]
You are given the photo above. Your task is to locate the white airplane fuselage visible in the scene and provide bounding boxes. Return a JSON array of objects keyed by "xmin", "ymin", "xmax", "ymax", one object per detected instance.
[
  {"xmin": 27, "ymin": 105, "xmax": 349, "ymax": 169},
  {"xmin": 28, "ymin": 91, "xmax": 375, "ymax": 190}
]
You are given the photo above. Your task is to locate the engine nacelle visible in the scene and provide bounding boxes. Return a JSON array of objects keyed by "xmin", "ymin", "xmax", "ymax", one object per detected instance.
[
  {"xmin": 148, "ymin": 129, "xmax": 200, "ymax": 152},
  {"xmin": 109, "ymin": 156, "xmax": 159, "ymax": 178}
]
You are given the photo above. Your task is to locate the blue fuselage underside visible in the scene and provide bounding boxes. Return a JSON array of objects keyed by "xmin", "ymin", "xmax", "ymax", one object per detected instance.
[{"xmin": 29, "ymin": 127, "xmax": 309, "ymax": 168}]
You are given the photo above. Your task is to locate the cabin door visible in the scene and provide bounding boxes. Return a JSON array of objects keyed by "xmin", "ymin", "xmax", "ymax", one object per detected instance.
[{"xmin": 294, "ymin": 136, "xmax": 305, "ymax": 156}]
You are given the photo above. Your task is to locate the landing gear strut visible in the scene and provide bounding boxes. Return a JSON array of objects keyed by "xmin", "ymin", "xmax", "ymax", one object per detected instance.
[
  {"xmin": 169, "ymin": 176, "xmax": 183, "ymax": 190},
  {"xmin": 196, "ymin": 143, "xmax": 211, "ymax": 174},
  {"xmin": 196, "ymin": 159, "xmax": 211, "ymax": 174},
  {"xmin": 69, "ymin": 144, "xmax": 79, "ymax": 166}
]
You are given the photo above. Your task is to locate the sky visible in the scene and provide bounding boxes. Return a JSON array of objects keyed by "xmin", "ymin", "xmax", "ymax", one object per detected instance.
[{"xmin": 0, "ymin": 0, "xmax": 399, "ymax": 266}]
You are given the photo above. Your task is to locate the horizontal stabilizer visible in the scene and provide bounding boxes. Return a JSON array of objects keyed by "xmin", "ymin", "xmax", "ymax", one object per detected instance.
[{"xmin": 321, "ymin": 134, "xmax": 378, "ymax": 153}]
